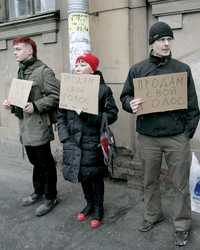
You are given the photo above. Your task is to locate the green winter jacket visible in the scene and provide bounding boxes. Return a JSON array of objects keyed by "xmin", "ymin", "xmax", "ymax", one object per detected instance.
[{"xmin": 17, "ymin": 59, "xmax": 60, "ymax": 146}]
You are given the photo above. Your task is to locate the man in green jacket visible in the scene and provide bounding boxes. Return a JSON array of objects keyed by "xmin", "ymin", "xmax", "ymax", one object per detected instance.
[
  {"xmin": 120, "ymin": 22, "xmax": 200, "ymax": 246},
  {"xmin": 3, "ymin": 36, "xmax": 60, "ymax": 216}
]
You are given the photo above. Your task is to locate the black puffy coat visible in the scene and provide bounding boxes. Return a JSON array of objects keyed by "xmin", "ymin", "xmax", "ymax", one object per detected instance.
[
  {"xmin": 57, "ymin": 71, "xmax": 118, "ymax": 183},
  {"xmin": 120, "ymin": 53, "xmax": 200, "ymax": 138}
]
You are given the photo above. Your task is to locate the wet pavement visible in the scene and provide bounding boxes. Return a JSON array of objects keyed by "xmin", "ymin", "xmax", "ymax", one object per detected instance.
[{"xmin": 1, "ymin": 140, "xmax": 200, "ymax": 250}]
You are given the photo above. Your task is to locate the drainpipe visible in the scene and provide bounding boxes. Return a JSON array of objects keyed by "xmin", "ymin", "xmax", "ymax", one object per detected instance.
[{"xmin": 68, "ymin": 0, "xmax": 91, "ymax": 71}]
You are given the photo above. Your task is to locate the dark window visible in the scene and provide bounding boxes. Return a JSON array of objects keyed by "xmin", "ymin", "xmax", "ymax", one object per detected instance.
[{"xmin": 8, "ymin": 0, "xmax": 55, "ymax": 20}]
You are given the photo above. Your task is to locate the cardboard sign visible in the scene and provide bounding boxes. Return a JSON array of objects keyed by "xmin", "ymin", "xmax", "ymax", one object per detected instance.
[
  {"xmin": 134, "ymin": 72, "xmax": 187, "ymax": 115},
  {"xmin": 8, "ymin": 78, "xmax": 33, "ymax": 109},
  {"xmin": 59, "ymin": 73, "xmax": 100, "ymax": 115}
]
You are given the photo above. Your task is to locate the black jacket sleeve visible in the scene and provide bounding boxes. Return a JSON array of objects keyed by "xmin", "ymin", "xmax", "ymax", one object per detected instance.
[
  {"xmin": 57, "ymin": 109, "xmax": 69, "ymax": 143},
  {"xmin": 102, "ymin": 85, "xmax": 118, "ymax": 125},
  {"xmin": 120, "ymin": 68, "xmax": 135, "ymax": 113},
  {"xmin": 184, "ymin": 66, "xmax": 200, "ymax": 138}
]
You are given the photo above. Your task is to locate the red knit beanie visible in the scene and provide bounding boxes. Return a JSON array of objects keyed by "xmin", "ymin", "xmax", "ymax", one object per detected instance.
[{"xmin": 76, "ymin": 53, "xmax": 99, "ymax": 72}]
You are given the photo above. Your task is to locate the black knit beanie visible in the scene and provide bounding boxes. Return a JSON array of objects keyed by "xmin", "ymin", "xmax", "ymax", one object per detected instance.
[{"xmin": 149, "ymin": 22, "xmax": 174, "ymax": 45}]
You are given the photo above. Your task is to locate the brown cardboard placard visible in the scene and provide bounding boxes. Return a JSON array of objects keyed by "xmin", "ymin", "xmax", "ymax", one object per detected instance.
[
  {"xmin": 59, "ymin": 73, "xmax": 100, "ymax": 115},
  {"xmin": 8, "ymin": 78, "xmax": 33, "ymax": 109},
  {"xmin": 134, "ymin": 72, "xmax": 187, "ymax": 115}
]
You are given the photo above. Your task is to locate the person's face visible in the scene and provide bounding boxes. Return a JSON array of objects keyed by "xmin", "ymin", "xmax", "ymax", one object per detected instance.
[
  {"xmin": 152, "ymin": 36, "xmax": 173, "ymax": 57},
  {"xmin": 74, "ymin": 59, "xmax": 93, "ymax": 74},
  {"xmin": 13, "ymin": 43, "xmax": 33, "ymax": 62}
]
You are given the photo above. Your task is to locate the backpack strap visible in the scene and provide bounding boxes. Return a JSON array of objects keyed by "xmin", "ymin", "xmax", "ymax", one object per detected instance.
[
  {"xmin": 100, "ymin": 113, "xmax": 107, "ymax": 134},
  {"xmin": 100, "ymin": 113, "xmax": 116, "ymax": 176},
  {"xmin": 32, "ymin": 65, "xmax": 57, "ymax": 127},
  {"xmin": 33, "ymin": 65, "xmax": 47, "ymax": 94}
]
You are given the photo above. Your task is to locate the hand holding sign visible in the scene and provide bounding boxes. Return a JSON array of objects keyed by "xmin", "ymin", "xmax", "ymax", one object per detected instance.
[
  {"xmin": 130, "ymin": 98, "xmax": 144, "ymax": 114},
  {"xmin": 2, "ymin": 99, "xmax": 11, "ymax": 109},
  {"xmin": 24, "ymin": 102, "xmax": 34, "ymax": 114}
]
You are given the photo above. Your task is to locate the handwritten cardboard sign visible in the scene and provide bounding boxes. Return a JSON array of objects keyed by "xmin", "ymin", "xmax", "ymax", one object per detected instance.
[
  {"xmin": 134, "ymin": 72, "xmax": 187, "ymax": 115},
  {"xmin": 59, "ymin": 73, "xmax": 100, "ymax": 115},
  {"xmin": 8, "ymin": 78, "xmax": 33, "ymax": 109}
]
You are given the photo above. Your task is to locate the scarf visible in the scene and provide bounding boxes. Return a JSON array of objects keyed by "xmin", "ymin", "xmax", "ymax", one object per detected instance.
[{"xmin": 11, "ymin": 57, "xmax": 37, "ymax": 119}]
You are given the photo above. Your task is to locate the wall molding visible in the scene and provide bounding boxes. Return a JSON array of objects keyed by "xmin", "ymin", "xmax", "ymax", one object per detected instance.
[
  {"xmin": 128, "ymin": 0, "xmax": 146, "ymax": 9},
  {"xmin": 0, "ymin": 11, "xmax": 60, "ymax": 50},
  {"xmin": 150, "ymin": 0, "xmax": 200, "ymax": 16}
]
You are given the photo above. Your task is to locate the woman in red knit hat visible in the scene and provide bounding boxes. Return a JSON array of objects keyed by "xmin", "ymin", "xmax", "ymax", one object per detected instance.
[{"xmin": 57, "ymin": 52, "xmax": 118, "ymax": 229}]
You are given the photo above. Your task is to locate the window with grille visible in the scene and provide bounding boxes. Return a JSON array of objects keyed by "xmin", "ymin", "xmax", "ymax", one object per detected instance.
[{"xmin": 8, "ymin": 0, "xmax": 55, "ymax": 20}]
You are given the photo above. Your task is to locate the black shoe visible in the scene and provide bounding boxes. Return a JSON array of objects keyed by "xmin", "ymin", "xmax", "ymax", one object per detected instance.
[
  {"xmin": 22, "ymin": 193, "xmax": 43, "ymax": 206},
  {"xmin": 175, "ymin": 231, "xmax": 190, "ymax": 247},
  {"xmin": 139, "ymin": 215, "xmax": 165, "ymax": 232},
  {"xmin": 35, "ymin": 198, "xmax": 58, "ymax": 217}
]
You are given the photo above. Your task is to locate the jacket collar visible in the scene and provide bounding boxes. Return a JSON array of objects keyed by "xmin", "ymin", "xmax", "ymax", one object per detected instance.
[
  {"xmin": 93, "ymin": 70, "xmax": 105, "ymax": 84},
  {"xmin": 149, "ymin": 49, "xmax": 171, "ymax": 66},
  {"xmin": 23, "ymin": 59, "xmax": 44, "ymax": 75}
]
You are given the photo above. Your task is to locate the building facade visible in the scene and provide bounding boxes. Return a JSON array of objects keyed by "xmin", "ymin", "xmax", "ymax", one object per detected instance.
[{"xmin": 0, "ymin": 0, "xmax": 200, "ymax": 157}]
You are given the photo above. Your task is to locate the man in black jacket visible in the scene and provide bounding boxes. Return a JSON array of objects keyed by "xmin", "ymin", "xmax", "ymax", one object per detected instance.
[{"xmin": 120, "ymin": 22, "xmax": 200, "ymax": 246}]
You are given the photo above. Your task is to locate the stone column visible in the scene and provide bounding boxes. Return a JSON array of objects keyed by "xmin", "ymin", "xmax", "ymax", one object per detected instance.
[
  {"xmin": 0, "ymin": 0, "xmax": 6, "ymax": 23},
  {"xmin": 126, "ymin": 0, "xmax": 148, "ymax": 189},
  {"xmin": 128, "ymin": 0, "xmax": 148, "ymax": 150}
]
